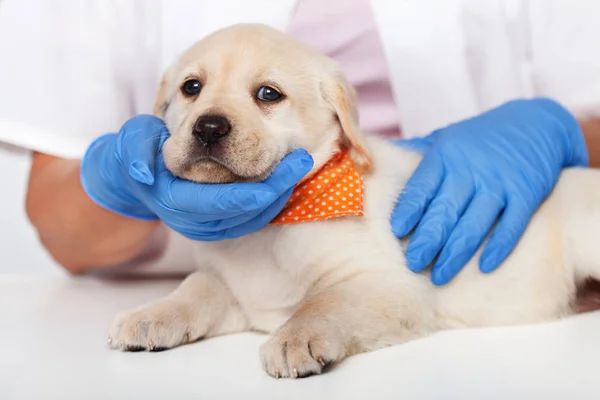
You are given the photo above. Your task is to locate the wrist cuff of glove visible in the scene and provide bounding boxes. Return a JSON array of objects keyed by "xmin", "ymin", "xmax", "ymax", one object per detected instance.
[
  {"xmin": 530, "ymin": 97, "xmax": 589, "ymax": 168},
  {"xmin": 80, "ymin": 134, "xmax": 159, "ymax": 221}
]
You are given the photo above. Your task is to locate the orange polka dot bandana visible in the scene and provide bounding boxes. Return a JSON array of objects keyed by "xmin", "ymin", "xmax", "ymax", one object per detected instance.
[{"xmin": 270, "ymin": 150, "xmax": 364, "ymax": 225}]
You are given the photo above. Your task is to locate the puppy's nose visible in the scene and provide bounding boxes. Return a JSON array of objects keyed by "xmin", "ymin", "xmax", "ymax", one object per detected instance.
[{"xmin": 193, "ymin": 114, "xmax": 231, "ymax": 146}]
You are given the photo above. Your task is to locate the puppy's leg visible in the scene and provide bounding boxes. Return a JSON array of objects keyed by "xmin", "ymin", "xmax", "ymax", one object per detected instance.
[
  {"xmin": 260, "ymin": 271, "xmax": 433, "ymax": 378},
  {"xmin": 108, "ymin": 270, "xmax": 248, "ymax": 351}
]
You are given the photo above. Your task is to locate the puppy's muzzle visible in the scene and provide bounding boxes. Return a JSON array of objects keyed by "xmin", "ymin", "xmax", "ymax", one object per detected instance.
[{"xmin": 193, "ymin": 114, "xmax": 232, "ymax": 147}]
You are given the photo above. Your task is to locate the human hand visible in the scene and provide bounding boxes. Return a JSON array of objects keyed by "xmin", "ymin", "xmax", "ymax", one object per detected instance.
[
  {"xmin": 391, "ymin": 98, "xmax": 588, "ymax": 285},
  {"xmin": 80, "ymin": 114, "xmax": 314, "ymax": 241}
]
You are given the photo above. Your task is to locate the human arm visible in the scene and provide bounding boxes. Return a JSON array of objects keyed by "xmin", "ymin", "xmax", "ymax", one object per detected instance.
[{"xmin": 25, "ymin": 153, "xmax": 162, "ymax": 274}]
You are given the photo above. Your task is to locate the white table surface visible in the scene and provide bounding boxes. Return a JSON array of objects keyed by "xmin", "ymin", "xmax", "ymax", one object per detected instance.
[{"xmin": 2, "ymin": 273, "xmax": 600, "ymax": 400}]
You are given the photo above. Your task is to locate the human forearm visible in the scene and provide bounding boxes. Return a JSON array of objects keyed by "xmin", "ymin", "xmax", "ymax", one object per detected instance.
[
  {"xmin": 25, "ymin": 152, "xmax": 161, "ymax": 274},
  {"xmin": 580, "ymin": 117, "xmax": 600, "ymax": 168}
]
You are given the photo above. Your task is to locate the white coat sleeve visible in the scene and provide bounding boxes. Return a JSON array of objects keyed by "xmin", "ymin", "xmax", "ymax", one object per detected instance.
[
  {"xmin": 527, "ymin": 1, "xmax": 600, "ymax": 117},
  {"xmin": 0, "ymin": 0, "xmax": 145, "ymax": 158}
]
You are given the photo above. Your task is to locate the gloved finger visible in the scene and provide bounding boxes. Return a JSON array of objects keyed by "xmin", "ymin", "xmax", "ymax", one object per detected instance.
[
  {"xmin": 192, "ymin": 192, "xmax": 284, "ymax": 232},
  {"xmin": 261, "ymin": 148, "xmax": 314, "ymax": 195},
  {"xmin": 181, "ymin": 186, "xmax": 295, "ymax": 241},
  {"xmin": 218, "ymin": 186, "xmax": 296, "ymax": 239},
  {"xmin": 164, "ymin": 149, "xmax": 312, "ymax": 217},
  {"xmin": 391, "ymin": 151, "xmax": 445, "ymax": 238},
  {"xmin": 430, "ymin": 191, "xmax": 505, "ymax": 285},
  {"xmin": 479, "ymin": 197, "xmax": 534, "ymax": 273},
  {"xmin": 117, "ymin": 115, "xmax": 170, "ymax": 185},
  {"xmin": 163, "ymin": 179, "xmax": 279, "ymax": 220},
  {"xmin": 404, "ymin": 171, "xmax": 474, "ymax": 272},
  {"xmin": 194, "ymin": 207, "xmax": 267, "ymax": 232}
]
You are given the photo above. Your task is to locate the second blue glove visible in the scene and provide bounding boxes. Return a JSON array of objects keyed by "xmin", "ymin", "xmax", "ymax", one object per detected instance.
[{"xmin": 392, "ymin": 98, "xmax": 588, "ymax": 285}]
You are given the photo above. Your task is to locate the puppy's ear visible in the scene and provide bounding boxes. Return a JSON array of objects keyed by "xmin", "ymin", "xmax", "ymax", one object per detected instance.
[
  {"xmin": 321, "ymin": 72, "xmax": 372, "ymax": 172},
  {"xmin": 153, "ymin": 70, "xmax": 172, "ymax": 118}
]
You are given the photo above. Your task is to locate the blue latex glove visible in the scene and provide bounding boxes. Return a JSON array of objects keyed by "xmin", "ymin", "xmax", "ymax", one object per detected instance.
[
  {"xmin": 392, "ymin": 98, "xmax": 589, "ymax": 285},
  {"xmin": 80, "ymin": 114, "xmax": 314, "ymax": 241}
]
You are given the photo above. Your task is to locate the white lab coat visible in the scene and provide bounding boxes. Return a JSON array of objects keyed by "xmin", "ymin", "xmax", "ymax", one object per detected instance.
[{"xmin": 0, "ymin": 0, "xmax": 598, "ymax": 272}]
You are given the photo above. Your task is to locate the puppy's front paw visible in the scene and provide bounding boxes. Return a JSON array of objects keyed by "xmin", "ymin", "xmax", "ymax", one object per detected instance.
[
  {"xmin": 259, "ymin": 319, "xmax": 347, "ymax": 379},
  {"xmin": 108, "ymin": 299, "xmax": 204, "ymax": 352}
]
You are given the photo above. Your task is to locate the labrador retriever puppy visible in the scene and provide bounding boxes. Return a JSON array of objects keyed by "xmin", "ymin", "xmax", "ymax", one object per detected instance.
[{"xmin": 108, "ymin": 23, "xmax": 600, "ymax": 378}]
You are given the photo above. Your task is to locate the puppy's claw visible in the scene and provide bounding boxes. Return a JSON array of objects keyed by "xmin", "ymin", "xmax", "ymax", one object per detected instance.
[
  {"xmin": 107, "ymin": 336, "xmax": 112, "ymax": 346},
  {"xmin": 292, "ymin": 368, "xmax": 299, "ymax": 378},
  {"xmin": 274, "ymin": 369, "xmax": 281, "ymax": 379},
  {"xmin": 317, "ymin": 357, "xmax": 326, "ymax": 367},
  {"xmin": 148, "ymin": 341, "xmax": 155, "ymax": 351}
]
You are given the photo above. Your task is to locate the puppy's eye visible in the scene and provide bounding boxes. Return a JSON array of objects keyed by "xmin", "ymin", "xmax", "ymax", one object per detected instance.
[
  {"xmin": 256, "ymin": 86, "xmax": 283, "ymax": 102},
  {"xmin": 181, "ymin": 80, "xmax": 202, "ymax": 97}
]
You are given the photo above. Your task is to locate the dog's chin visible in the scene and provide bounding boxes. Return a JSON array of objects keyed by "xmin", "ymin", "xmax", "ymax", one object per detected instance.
[{"xmin": 168, "ymin": 158, "xmax": 274, "ymax": 184}]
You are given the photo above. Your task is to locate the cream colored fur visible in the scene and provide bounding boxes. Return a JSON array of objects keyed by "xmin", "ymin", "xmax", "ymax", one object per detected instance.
[{"xmin": 108, "ymin": 23, "xmax": 600, "ymax": 379}]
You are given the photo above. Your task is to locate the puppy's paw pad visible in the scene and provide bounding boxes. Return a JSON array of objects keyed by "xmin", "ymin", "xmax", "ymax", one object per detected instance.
[
  {"xmin": 259, "ymin": 322, "xmax": 345, "ymax": 379},
  {"xmin": 108, "ymin": 300, "xmax": 199, "ymax": 352}
]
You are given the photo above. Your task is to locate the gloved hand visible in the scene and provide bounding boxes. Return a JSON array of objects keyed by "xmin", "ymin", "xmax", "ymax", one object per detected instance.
[
  {"xmin": 391, "ymin": 98, "xmax": 589, "ymax": 285},
  {"xmin": 80, "ymin": 114, "xmax": 313, "ymax": 241}
]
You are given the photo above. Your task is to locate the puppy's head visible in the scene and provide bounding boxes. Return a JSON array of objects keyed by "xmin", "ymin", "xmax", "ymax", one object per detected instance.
[{"xmin": 155, "ymin": 23, "xmax": 372, "ymax": 184}]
